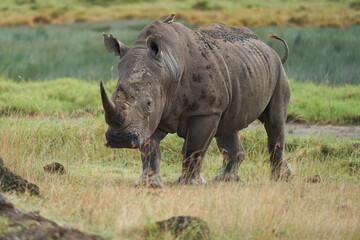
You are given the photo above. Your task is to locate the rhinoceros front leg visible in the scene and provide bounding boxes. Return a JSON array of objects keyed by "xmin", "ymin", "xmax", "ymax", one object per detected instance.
[
  {"xmin": 213, "ymin": 133, "xmax": 245, "ymax": 181},
  {"xmin": 175, "ymin": 115, "xmax": 219, "ymax": 185},
  {"xmin": 135, "ymin": 129, "xmax": 167, "ymax": 188}
]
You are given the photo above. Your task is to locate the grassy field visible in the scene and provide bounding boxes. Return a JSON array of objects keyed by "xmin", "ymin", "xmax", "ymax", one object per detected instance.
[
  {"xmin": 1, "ymin": 0, "xmax": 360, "ymax": 27},
  {"xmin": 1, "ymin": 20, "xmax": 359, "ymax": 84},
  {"xmin": 0, "ymin": 111, "xmax": 359, "ymax": 239}
]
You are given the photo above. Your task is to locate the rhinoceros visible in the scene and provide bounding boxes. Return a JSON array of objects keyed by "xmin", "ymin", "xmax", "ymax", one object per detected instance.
[{"xmin": 101, "ymin": 19, "xmax": 294, "ymax": 187}]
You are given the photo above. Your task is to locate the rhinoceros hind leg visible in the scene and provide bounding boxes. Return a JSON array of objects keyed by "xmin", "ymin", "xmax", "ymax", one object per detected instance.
[
  {"xmin": 213, "ymin": 133, "xmax": 245, "ymax": 181},
  {"xmin": 262, "ymin": 122, "xmax": 294, "ymax": 182},
  {"xmin": 258, "ymin": 78, "xmax": 294, "ymax": 181}
]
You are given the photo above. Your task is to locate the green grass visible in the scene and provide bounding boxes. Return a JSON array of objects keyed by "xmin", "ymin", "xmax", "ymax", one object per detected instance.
[
  {"xmin": 0, "ymin": 78, "xmax": 359, "ymax": 124},
  {"xmin": 288, "ymin": 80, "xmax": 360, "ymax": 124},
  {"xmin": 0, "ymin": 20, "xmax": 359, "ymax": 84},
  {"xmin": 0, "ymin": 78, "xmax": 101, "ymax": 116}
]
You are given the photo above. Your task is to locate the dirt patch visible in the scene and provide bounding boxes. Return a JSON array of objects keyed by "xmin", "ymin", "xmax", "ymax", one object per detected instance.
[
  {"xmin": 286, "ymin": 123, "xmax": 360, "ymax": 139},
  {"xmin": 249, "ymin": 122, "xmax": 360, "ymax": 139},
  {"xmin": 0, "ymin": 193, "xmax": 105, "ymax": 240}
]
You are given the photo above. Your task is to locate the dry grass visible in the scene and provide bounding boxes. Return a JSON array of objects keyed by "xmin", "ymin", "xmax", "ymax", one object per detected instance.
[
  {"xmin": 1, "ymin": 0, "xmax": 360, "ymax": 27},
  {"xmin": 0, "ymin": 115, "xmax": 359, "ymax": 239},
  {"xmin": 4, "ymin": 174, "xmax": 360, "ymax": 239}
]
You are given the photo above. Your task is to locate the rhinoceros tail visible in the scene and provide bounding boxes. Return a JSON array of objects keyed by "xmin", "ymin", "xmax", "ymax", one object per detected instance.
[{"xmin": 268, "ymin": 34, "xmax": 289, "ymax": 64}]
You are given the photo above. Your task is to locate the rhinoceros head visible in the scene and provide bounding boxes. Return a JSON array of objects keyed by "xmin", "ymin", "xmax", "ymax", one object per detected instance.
[{"xmin": 101, "ymin": 26, "xmax": 176, "ymax": 149}]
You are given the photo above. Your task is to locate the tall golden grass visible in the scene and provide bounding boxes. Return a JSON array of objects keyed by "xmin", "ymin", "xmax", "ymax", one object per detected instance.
[
  {"xmin": 1, "ymin": 115, "xmax": 359, "ymax": 239},
  {"xmin": 5, "ymin": 173, "xmax": 360, "ymax": 239}
]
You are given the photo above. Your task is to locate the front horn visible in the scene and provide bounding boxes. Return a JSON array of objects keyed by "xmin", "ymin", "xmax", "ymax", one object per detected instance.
[{"xmin": 100, "ymin": 81, "xmax": 116, "ymax": 117}]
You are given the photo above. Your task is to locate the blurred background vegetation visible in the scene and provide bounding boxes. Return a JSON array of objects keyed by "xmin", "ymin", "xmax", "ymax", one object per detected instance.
[
  {"xmin": 0, "ymin": 21, "xmax": 359, "ymax": 84},
  {"xmin": 0, "ymin": 0, "xmax": 359, "ymax": 84}
]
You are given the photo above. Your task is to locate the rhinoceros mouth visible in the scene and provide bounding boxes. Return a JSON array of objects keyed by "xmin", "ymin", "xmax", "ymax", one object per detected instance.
[
  {"xmin": 104, "ymin": 140, "xmax": 139, "ymax": 149},
  {"xmin": 104, "ymin": 129, "xmax": 142, "ymax": 149}
]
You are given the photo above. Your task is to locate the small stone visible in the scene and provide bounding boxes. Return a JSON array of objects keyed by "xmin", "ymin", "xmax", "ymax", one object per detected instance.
[
  {"xmin": 156, "ymin": 216, "xmax": 210, "ymax": 240},
  {"xmin": 43, "ymin": 162, "xmax": 66, "ymax": 175},
  {"xmin": 304, "ymin": 174, "xmax": 321, "ymax": 183}
]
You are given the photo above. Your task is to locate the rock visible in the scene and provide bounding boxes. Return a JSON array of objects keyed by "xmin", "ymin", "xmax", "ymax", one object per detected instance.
[
  {"xmin": 0, "ymin": 155, "xmax": 40, "ymax": 195},
  {"xmin": 0, "ymin": 193, "xmax": 105, "ymax": 240},
  {"xmin": 43, "ymin": 162, "xmax": 66, "ymax": 175},
  {"xmin": 304, "ymin": 174, "xmax": 321, "ymax": 183},
  {"xmin": 156, "ymin": 216, "xmax": 210, "ymax": 240},
  {"xmin": 0, "ymin": 192, "xmax": 14, "ymax": 214}
]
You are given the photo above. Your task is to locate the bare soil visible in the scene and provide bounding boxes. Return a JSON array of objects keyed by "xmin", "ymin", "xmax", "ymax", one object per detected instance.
[
  {"xmin": 249, "ymin": 122, "xmax": 360, "ymax": 139},
  {"xmin": 286, "ymin": 123, "xmax": 360, "ymax": 139}
]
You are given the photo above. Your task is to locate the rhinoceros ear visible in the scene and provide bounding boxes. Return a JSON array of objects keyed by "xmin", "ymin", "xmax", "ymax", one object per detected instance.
[
  {"xmin": 103, "ymin": 33, "xmax": 130, "ymax": 58},
  {"xmin": 146, "ymin": 35, "xmax": 162, "ymax": 59}
]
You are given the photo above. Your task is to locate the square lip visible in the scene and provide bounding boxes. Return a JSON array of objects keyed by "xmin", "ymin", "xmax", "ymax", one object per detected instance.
[{"xmin": 104, "ymin": 140, "xmax": 139, "ymax": 149}]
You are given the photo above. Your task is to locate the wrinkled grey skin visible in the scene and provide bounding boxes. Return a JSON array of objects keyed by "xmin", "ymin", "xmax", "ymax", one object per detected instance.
[{"xmin": 101, "ymin": 21, "xmax": 294, "ymax": 187}]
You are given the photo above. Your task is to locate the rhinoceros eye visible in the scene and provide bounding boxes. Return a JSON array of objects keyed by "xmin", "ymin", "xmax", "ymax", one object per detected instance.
[{"xmin": 144, "ymin": 98, "xmax": 154, "ymax": 115}]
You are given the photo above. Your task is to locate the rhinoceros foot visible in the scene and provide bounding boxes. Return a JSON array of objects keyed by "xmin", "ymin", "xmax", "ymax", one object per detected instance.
[
  {"xmin": 135, "ymin": 174, "xmax": 163, "ymax": 188},
  {"xmin": 272, "ymin": 170, "xmax": 294, "ymax": 182},
  {"xmin": 174, "ymin": 174, "xmax": 206, "ymax": 185},
  {"xmin": 270, "ymin": 161, "xmax": 294, "ymax": 182},
  {"xmin": 213, "ymin": 172, "xmax": 240, "ymax": 182}
]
